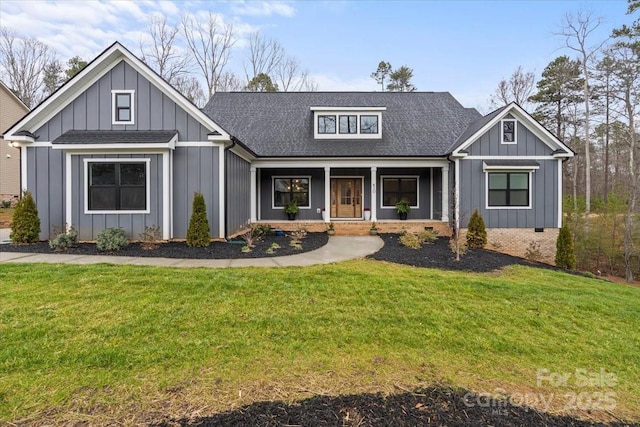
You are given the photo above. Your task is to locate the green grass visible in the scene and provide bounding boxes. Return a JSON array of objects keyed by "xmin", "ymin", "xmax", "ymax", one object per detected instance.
[{"xmin": 1, "ymin": 260, "xmax": 639, "ymax": 424}]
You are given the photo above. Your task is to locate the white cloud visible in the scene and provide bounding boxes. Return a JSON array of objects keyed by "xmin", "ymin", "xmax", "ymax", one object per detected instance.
[{"xmin": 230, "ymin": 1, "xmax": 295, "ymax": 17}]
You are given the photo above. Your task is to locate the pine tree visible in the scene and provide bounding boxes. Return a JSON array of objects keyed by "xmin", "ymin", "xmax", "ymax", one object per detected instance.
[
  {"xmin": 10, "ymin": 191, "xmax": 41, "ymax": 243},
  {"xmin": 186, "ymin": 192, "xmax": 210, "ymax": 247},
  {"xmin": 555, "ymin": 224, "xmax": 576, "ymax": 269},
  {"xmin": 466, "ymin": 209, "xmax": 487, "ymax": 249}
]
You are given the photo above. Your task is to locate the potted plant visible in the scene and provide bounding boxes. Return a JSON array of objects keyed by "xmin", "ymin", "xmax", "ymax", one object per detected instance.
[
  {"xmin": 369, "ymin": 221, "xmax": 378, "ymax": 235},
  {"xmin": 363, "ymin": 207, "xmax": 371, "ymax": 221},
  {"xmin": 285, "ymin": 199, "xmax": 299, "ymax": 220},
  {"xmin": 321, "ymin": 207, "xmax": 327, "ymax": 221},
  {"xmin": 395, "ymin": 199, "xmax": 411, "ymax": 220},
  {"xmin": 327, "ymin": 222, "xmax": 335, "ymax": 236}
]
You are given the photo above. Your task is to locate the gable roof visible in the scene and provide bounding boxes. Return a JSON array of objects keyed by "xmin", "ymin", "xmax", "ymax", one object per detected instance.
[
  {"xmin": 204, "ymin": 92, "xmax": 481, "ymax": 157},
  {"xmin": 3, "ymin": 42, "xmax": 229, "ymax": 142},
  {"xmin": 449, "ymin": 102, "xmax": 574, "ymax": 157}
]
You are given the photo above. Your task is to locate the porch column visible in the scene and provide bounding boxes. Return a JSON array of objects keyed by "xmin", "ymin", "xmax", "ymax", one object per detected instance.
[
  {"xmin": 370, "ymin": 166, "xmax": 377, "ymax": 221},
  {"xmin": 250, "ymin": 166, "xmax": 257, "ymax": 222},
  {"xmin": 441, "ymin": 164, "xmax": 449, "ymax": 222},
  {"xmin": 324, "ymin": 167, "xmax": 331, "ymax": 222}
]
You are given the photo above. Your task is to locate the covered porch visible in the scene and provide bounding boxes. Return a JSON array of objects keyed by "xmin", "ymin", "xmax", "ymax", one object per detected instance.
[{"xmin": 248, "ymin": 159, "xmax": 451, "ymax": 224}]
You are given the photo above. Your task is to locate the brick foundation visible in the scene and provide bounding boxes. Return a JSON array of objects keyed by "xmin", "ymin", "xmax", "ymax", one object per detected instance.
[
  {"xmin": 462, "ymin": 227, "xmax": 559, "ymax": 265},
  {"xmin": 255, "ymin": 220, "xmax": 451, "ymax": 237}
]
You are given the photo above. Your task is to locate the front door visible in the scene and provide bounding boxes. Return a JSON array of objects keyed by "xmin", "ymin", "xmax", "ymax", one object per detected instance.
[{"xmin": 330, "ymin": 178, "xmax": 362, "ymax": 218}]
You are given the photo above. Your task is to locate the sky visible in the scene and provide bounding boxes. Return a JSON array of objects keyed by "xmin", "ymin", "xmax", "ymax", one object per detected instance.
[{"xmin": 0, "ymin": 0, "xmax": 632, "ymax": 112}]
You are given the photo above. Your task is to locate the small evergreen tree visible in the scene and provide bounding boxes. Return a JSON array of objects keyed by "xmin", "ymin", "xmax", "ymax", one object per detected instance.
[
  {"xmin": 555, "ymin": 223, "xmax": 576, "ymax": 269},
  {"xmin": 186, "ymin": 192, "xmax": 210, "ymax": 247},
  {"xmin": 10, "ymin": 191, "xmax": 41, "ymax": 244},
  {"xmin": 466, "ymin": 209, "xmax": 487, "ymax": 249}
]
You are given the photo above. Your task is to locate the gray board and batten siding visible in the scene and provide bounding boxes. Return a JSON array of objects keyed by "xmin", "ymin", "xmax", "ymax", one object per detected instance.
[
  {"xmin": 25, "ymin": 59, "xmax": 225, "ymax": 240},
  {"xmin": 458, "ymin": 118, "xmax": 560, "ymax": 228},
  {"xmin": 225, "ymin": 151, "xmax": 251, "ymax": 235}
]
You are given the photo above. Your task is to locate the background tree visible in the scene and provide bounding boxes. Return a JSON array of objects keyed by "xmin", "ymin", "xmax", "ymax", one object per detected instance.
[
  {"xmin": 371, "ymin": 61, "xmax": 392, "ymax": 92},
  {"xmin": 274, "ymin": 56, "xmax": 316, "ymax": 91},
  {"xmin": 556, "ymin": 11, "xmax": 608, "ymax": 214},
  {"xmin": 173, "ymin": 75, "xmax": 206, "ymax": 106},
  {"xmin": 65, "ymin": 56, "xmax": 87, "ymax": 80},
  {"xmin": 387, "ymin": 65, "xmax": 416, "ymax": 92},
  {"xmin": 490, "ymin": 66, "xmax": 535, "ymax": 108},
  {"xmin": 244, "ymin": 31, "xmax": 284, "ymax": 83},
  {"xmin": 245, "ymin": 73, "xmax": 278, "ymax": 92},
  {"xmin": 0, "ymin": 27, "xmax": 53, "ymax": 107},
  {"xmin": 42, "ymin": 59, "xmax": 63, "ymax": 96},
  {"xmin": 182, "ymin": 12, "xmax": 236, "ymax": 96},
  {"xmin": 140, "ymin": 15, "xmax": 189, "ymax": 84}
]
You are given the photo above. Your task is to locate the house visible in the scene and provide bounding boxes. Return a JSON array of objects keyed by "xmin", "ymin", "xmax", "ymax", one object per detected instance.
[
  {"xmin": 2, "ymin": 42, "xmax": 573, "ymax": 260},
  {"xmin": 1, "ymin": 80, "xmax": 29, "ymax": 203}
]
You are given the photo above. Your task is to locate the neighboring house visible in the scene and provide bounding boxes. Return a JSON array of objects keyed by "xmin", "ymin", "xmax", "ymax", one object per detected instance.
[
  {"xmin": 0, "ymin": 80, "xmax": 29, "ymax": 202},
  {"xmin": 3, "ymin": 42, "xmax": 573, "ymax": 260}
]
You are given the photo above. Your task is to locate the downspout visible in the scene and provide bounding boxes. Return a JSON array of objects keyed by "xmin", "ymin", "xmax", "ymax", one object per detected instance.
[{"xmin": 223, "ymin": 136, "xmax": 237, "ymax": 239}]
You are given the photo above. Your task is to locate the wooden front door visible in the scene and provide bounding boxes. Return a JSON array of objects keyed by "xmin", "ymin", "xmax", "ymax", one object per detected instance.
[{"xmin": 330, "ymin": 178, "xmax": 362, "ymax": 218}]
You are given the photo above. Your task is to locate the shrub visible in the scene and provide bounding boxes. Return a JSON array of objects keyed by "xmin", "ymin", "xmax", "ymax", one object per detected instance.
[
  {"xmin": 449, "ymin": 238, "xmax": 468, "ymax": 256},
  {"xmin": 139, "ymin": 225, "xmax": 161, "ymax": 250},
  {"xmin": 186, "ymin": 192, "xmax": 210, "ymax": 247},
  {"xmin": 48, "ymin": 226, "xmax": 78, "ymax": 251},
  {"xmin": 97, "ymin": 227, "xmax": 128, "ymax": 252},
  {"xmin": 1, "ymin": 200, "xmax": 11, "ymax": 208},
  {"xmin": 399, "ymin": 232, "xmax": 421, "ymax": 249},
  {"xmin": 10, "ymin": 191, "xmax": 41, "ymax": 244},
  {"xmin": 417, "ymin": 229, "xmax": 438, "ymax": 244},
  {"xmin": 289, "ymin": 227, "xmax": 307, "ymax": 245},
  {"xmin": 466, "ymin": 209, "xmax": 487, "ymax": 249},
  {"xmin": 555, "ymin": 224, "xmax": 576, "ymax": 269}
]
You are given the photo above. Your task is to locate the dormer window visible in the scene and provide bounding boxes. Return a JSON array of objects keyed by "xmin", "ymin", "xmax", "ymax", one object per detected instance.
[
  {"xmin": 311, "ymin": 107, "xmax": 385, "ymax": 139},
  {"xmin": 112, "ymin": 90, "xmax": 135, "ymax": 125},
  {"xmin": 501, "ymin": 119, "xmax": 516, "ymax": 144}
]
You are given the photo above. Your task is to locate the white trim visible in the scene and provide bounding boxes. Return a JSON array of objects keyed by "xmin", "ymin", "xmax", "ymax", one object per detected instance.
[
  {"xmin": 324, "ymin": 167, "xmax": 331, "ymax": 222},
  {"xmin": 253, "ymin": 158, "xmax": 448, "ymax": 169},
  {"xmin": 370, "ymin": 166, "xmax": 377, "ymax": 222},
  {"xmin": 3, "ymin": 42, "xmax": 230, "ymax": 140},
  {"xmin": 429, "ymin": 167, "xmax": 434, "ymax": 220},
  {"xmin": 485, "ymin": 170, "xmax": 533, "ymax": 210},
  {"xmin": 271, "ymin": 175, "xmax": 312, "ymax": 210},
  {"xmin": 257, "ymin": 168, "xmax": 262, "ymax": 221},
  {"xmin": 175, "ymin": 141, "xmax": 216, "ymax": 147},
  {"xmin": 557, "ymin": 158, "xmax": 563, "ymax": 228},
  {"xmin": 162, "ymin": 151, "xmax": 170, "ymax": 240},
  {"xmin": 23, "ymin": 141, "xmax": 52, "ymax": 148},
  {"xmin": 21, "ymin": 145, "xmax": 28, "ymax": 192},
  {"xmin": 310, "ymin": 106, "xmax": 387, "ymax": 112},
  {"xmin": 500, "ymin": 119, "xmax": 517, "ymax": 145},
  {"xmin": 452, "ymin": 103, "xmax": 574, "ymax": 157},
  {"xmin": 250, "ymin": 166, "xmax": 257, "ymax": 222},
  {"xmin": 169, "ymin": 149, "xmax": 174, "ymax": 239},
  {"xmin": 443, "ymin": 163, "xmax": 450, "ymax": 224},
  {"xmin": 83, "ymin": 158, "xmax": 152, "ymax": 214},
  {"xmin": 379, "ymin": 175, "xmax": 420, "ymax": 209},
  {"xmin": 111, "ymin": 90, "xmax": 135, "ymax": 125},
  {"xmin": 217, "ymin": 143, "xmax": 225, "ymax": 239},
  {"xmin": 65, "ymin": 152, "xmax": 72, "ymax": 228},
  {"xmin": 330, "ymin": 175, "xmax": 365, "ymax": 220},
  {"xmin": 482, "ymin": 163, "xmax": 540, "ymax": 171},
  {"xmin": 6, "ymin": 135, "xmax": 35, "ymax": 144},
  {"xmin": 314, "ymin": 111, "xmax": 382, "ymax": 140},
  {"xmin": 465, "ymin": 155, "xmax": 555, "ymax": 160},
  {"xmin": 228, "ymin": 144, "xmax": 255, "ymax": 162}
]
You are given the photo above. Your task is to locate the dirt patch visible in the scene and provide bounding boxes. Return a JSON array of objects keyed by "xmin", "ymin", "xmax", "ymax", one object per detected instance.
[{"xmin": 152, "ymin": 386, "xmax": 627, "ymax": 427}]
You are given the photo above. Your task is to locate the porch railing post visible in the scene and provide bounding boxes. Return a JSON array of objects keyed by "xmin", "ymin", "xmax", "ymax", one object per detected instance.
[
  {"xmin": 441, "ymin": 164, "xmax": 449, "ymax": 222},
  {"xmin": 324, "ymin": 167, "xmax": 331, "ymax": 222},
  {"xmin": 250, "ymin": 166, "xmax": 257, "ymax": 222},
  {"xmin": 370, "ymin": 166, "xmax": 377, "ymax": 222}
]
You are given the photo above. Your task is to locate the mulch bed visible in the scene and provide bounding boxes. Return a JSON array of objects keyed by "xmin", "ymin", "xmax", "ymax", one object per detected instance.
[
  {"xmin": 368, "ymin": 234, "xmax": 569, "ymax": 274},
  {"xmin": 153, "ymin": 386, "xmax": 625, "ymax": 427},
  {"xmin": 0, "ymin": 233, "xmax": 328, "ymax": 259}
]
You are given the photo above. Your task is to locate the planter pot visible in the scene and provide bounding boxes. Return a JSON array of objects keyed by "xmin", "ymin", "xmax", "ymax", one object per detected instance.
[
  {"xmin": 287, "ymin": 212, "xmax": 297, "ymax": 221},
  {"xmin": 370, "ymin": 229, "xmax": 378, "ymax": 235},
  {"xmin": 321, "ymin": 211, "xmax": 327, "ymax": 221},
  {"xmin": 399, "ymin": 212, "xmax": 408, "ymax": 220},
  {"xmin": 327, "ymin": 229, "xmax": 335, "ymax": 236},
  {"xmin": 364, "ymin": 211, "xmax": 371, "ymax": 221}
]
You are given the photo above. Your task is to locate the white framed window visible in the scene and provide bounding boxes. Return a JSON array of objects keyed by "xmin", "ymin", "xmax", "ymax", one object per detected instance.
[
  {"xmin": 112, "ymin": 90, "xmax": 135, "ymax": 125},
  {"xmin": 501, "ymin": 119, "xmax": 517, "ymax": 144},
  {"xmin": 380, "ymin": 175, "xmax": 419, "ymax": 209},
  {"xmin": 272, "ymin": 176, "xmax": 311, "ymax": 209},
  {"xmin": 84, "ymin": 158, "xmax": 150, "ymax": 214},
  {"xmin": 485, "ymin": 171, "xmax": 532, "ymax": 209},
  {"xmin": 311, "ymin": 107, "xmax": 385, "ymax": 139}
]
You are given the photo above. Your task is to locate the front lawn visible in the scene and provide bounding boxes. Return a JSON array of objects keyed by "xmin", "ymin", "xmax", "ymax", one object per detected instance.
[{"xmin": 1, "ymin": 261, "xmax": 638, "ymax": 425}]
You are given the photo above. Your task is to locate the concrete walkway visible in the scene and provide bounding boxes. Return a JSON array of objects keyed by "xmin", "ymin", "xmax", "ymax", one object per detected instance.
[{"xmin": 0, "ymin": 235, "xmax": 384, "ymax": 268}]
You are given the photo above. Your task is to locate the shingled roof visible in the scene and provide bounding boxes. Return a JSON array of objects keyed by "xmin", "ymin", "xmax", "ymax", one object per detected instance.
[
  {"xmin": 203, "ymin": 92, "xmax": 481, "ymax": 157},
  {"xmin": 52, "ymin": 130, "xmax": 177, "ymax": 144}
]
